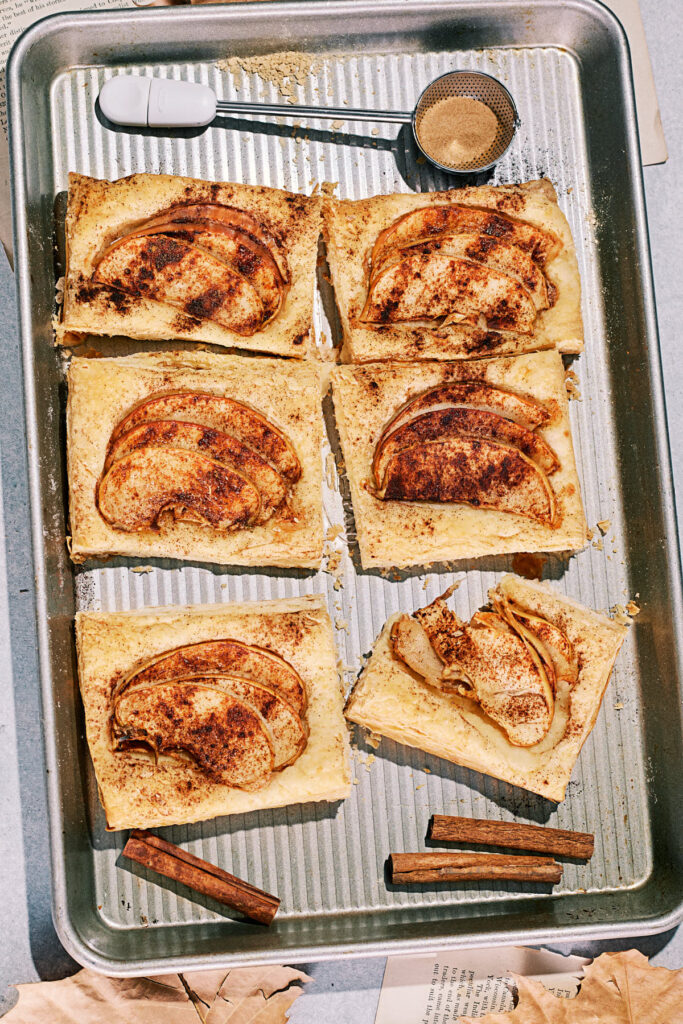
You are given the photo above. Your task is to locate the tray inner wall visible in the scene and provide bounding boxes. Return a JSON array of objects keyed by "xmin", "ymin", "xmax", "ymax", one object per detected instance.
[{"xmin": 49, "ymin": 45, "xmax": 651, "ymax": 932}]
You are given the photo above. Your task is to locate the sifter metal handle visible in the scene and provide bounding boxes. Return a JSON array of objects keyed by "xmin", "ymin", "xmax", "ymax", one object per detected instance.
[
  {"xmin": 215, "ymin": 99, "xmax": 412, "ymax": 124},
  {"xmin": 98, "ymin": 75, "xmax": 412, "ymax": 130}
]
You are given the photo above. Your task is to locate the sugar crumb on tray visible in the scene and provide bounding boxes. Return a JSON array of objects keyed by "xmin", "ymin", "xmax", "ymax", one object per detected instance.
[{"xmin": 217, "ymin": 51, "xmax": 326, "ymax": 103}]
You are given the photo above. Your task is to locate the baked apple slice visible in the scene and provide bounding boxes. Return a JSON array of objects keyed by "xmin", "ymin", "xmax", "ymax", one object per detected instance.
[
  {"xmin": 93, "ymin": 234, "xmax": 265, "ymax": 335},
  {"xmin": 97, "ymin": 446, "xmax": 261, "ymax": 532},
  {"xmin": 116, "ymin": 674, "xmax": 306, "ymax": 771},
  {"xmin": 375, "ymin": 234, "xmax": 551, "ymax": 311},
  {"xmin": 370, "ymin": 204, "xmax": 562, "ymax": 273},
  {"xmin": 113, "ymin": 681, "xmax": 274, "ymax": 787},
  {"xmin": 386, "ymin": 382, "xmax": 551, "ymax": 434},
  {"xmin": 134, "ymin": 203, "xmax": 289, "ymax": 283},
  {"xmin": 391, "ymin": 613, "xmax": 447, "ymax": 687},
  {"xmin": 186, "ymin": 675, "xmax": 307, "ymax": 769},
  {"xmin": 375, "ymin": 436, "xmax": 557, "ymax": 526},
  {"xmin": 359, "ymin": 252, "xmax": 538, "ymax": 333},
  {"xmin": 111, "ymin": 392, "xmax": 301, "ymax": 483},
  {"xmin": 412, "ymin": 599, "xmax": 555, "ymax": 746},
  {"xmin": 105, "ymin": 420, "xmax": 287, "ymax": 523},
  {"xmin": 118, "ymin": 638, "xmax": 307, "ymax": 716},
  {"xmin": 124, "ymin": 221, "xmax": 286, "ymax": 322},
  {"xmin": 373, "ymin": 406, "xmax": 560, "ymax": 487},
  {"xmin": 494, "ymin": 596, "xmax": 578, "ymax": 687}
]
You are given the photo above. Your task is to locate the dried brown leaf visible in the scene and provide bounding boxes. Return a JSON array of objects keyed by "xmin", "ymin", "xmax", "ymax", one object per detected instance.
[
  {"xmin": 206, "ymin": 967, "xmax": 311, "ymax": 1024},
  {"xmin": 458, "ymin": 952, "xmax": 683, "ymax": 1024},
  {"xmin": 623, "ymin": 962, "xmax": 683, "ymax": 1022},
  {"xmin": 3, "ymin": 972, "xmax": 197, "ymax": 1024},
  {"xmin": 3, "ymin": 966, "xmax": 310, "ymax": 1024},
  {"xmin": 179, "ymin": 971, "xmax": 230, "ymax": 1014},
  {"xmin": 206, "ymin": 987, "xmax": 304, "ymax": 1024}
]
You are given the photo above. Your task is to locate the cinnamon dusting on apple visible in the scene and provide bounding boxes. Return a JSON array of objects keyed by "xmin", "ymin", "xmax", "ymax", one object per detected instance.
[
  {"xmin": 370, "ymin": 381, "xmax": 561, "ymax": 526},
  {"xmin": 112, "ymin": 638, "xmax": 309, "ymax": 789},
  {"xmin": 97, "ymin": 391, "xmax": 300, "ymax": 535},
  {"xmin": 391, "ymin": 588, "xmax": 577, "ymax": 748},
  {"xmin": 359, "ymin": 202, "xmax": 563, "ymax": 334},
  {"xmin": 92, "ymin": 203, "xmax": 290, "ymax": 335}
]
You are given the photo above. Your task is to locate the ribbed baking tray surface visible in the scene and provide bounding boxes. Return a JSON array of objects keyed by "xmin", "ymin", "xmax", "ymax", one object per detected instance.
[
  {"xmin": 52, "ymin": 43, "xmax": 650, "ymax": 931},
  {"xmin": 10, "ymin": 0, "xmax": 683, "ymax": 971}
]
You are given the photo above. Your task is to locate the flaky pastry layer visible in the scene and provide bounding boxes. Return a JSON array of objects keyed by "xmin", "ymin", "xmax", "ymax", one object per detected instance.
[
  {"xmin": 331, "ymin": 350, "xmax": 587, "ymax": 569},
  {"xmin": 345, "ymin": 576, "xmax": 627, "ymax": 801},
  {"xmin": 67, "ymin": 350, "xmax": 323, "ymax": 566},
  {"xmin": 323, "ymin": 179, "xmax": 583, "ymax": 363},
  {"xmin": 76, "ymin": 595, "xmax": 351, "ymax": 829}
]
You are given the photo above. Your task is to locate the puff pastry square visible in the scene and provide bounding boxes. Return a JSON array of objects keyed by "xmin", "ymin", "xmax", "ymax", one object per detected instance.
[
  {"xmin": 345, "ymin": 576, "xmax": 627, "ymax": 802},
  {"xmin": 76, "ymin": 595, "xmax": 351, "ymax": 830},
  {"xmin": 59, "ymin": 172, "xmax": 321, "ymax": 357},
  {"xmin": 323, "ymin": 179, "xmax": 583, "ymax": 363},
  {"xmin": 67, "ymin": 350, "xmax": 323, "ymax": 566},
  {"xmin": 331, "ymin": 350, "xmax": 588, "ymax": 569}
]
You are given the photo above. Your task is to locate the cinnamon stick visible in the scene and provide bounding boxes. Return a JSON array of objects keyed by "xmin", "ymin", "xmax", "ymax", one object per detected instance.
[
  {"xmin": 123, "ymin": 829, "xmax": 280, "ymax": 925},
  {"xmin": 390, "ymin": 851, "xmax": 562, "ymax": 884},
  {"xmin": 428, "ymin": 815, "xmax": 594, "ymax": 860}
]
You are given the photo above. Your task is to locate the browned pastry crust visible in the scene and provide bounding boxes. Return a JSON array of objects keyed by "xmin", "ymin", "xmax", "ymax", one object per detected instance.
[
  {"xmin": 59, "ymin": 173, "xmax": 321, "ymax": 357},
  {"xmin": 345, "ymin": 576, "xmax": 627, "ymax": 802},
  {"xmin": 67, "ymin": 350, "xmax": 323, "ymax": 567},
  {"xmin": 76, "ymin": 595, "xmax": 351, "ymax": 829},
  {"xmin": 323, "ymin": 179, "xmax": 582, "ymax": 362}
]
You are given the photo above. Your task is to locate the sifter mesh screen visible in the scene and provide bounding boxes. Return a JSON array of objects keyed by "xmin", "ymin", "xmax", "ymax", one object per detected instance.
[{"xmin": 414, "ymin": 71, "xmax": 518, "ymax": 172}]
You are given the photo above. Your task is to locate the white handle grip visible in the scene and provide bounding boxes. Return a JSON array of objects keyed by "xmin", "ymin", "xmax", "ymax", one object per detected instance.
[{"xmin": 99, "ymin": 76, "xmax": 217, "ymax": 128}]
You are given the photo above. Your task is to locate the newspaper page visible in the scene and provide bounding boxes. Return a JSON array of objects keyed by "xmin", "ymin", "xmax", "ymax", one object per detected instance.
[
  {"xmin": 0, "ymin": 0, "xmax": 666, "ymax": 261},
  {"xmin": 0, "ymin": 0, "xmax": 137, "ymax": 261},
  {"xmin": 374, "ymin": 947, "xmax": 589, "ymax": 1024}
]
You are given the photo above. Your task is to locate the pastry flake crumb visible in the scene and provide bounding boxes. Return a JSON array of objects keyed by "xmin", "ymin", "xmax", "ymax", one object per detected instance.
[
  {"xmin": 326, "ymin": 549, "xmax": 342, "ymax": 574},
  {"xmin": 614, "ymin": 701, "xmax": 624, "ymax": 710},
  {"xmin": 565, "ymin": 367, "xmax": 582, "ymax": 400},
  {"xmin": 325, "ymin": 451, "xmax": 337, "ymax": 490},
  {"xmin": 366, "ymin": 732, "xmax": 381, "ymax": 749},
  {"xmin": 131, "ymin": 565, "xmax": 154, "ymax": 574},
  {"xmin": 597, "ymin": 518, "xmax": 611, "ymax": 534},
  {"xmin": 612, "ymin": 602, "xmax": 639, "ymax": 625}
]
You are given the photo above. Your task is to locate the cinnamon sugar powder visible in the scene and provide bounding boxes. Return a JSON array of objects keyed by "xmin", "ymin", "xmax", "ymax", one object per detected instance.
[{"xmin": 418, "ymin": 95, "xmax": 499, "ymax": 168}]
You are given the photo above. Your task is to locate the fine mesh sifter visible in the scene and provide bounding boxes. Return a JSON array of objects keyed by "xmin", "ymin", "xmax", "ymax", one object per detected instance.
[
  {"xmin": 99, "ymin": 69, "xmax": 520, "ymax": 174},
  {"xmin": 412, "ymin": 71, "xmax": 519, "ymax": 172}
]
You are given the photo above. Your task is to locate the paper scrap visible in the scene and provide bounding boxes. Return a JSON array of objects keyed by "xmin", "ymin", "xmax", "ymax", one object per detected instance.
[
  {"xmin": 602, "ymin": 0, "xmax": 667, "ymax": 165},
  {"xmin": 374, "ymin": 947, "xmax": 588, "ymax": 1024}
]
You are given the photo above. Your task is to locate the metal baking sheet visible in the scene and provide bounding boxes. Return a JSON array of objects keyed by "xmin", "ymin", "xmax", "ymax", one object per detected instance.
[{"xmin": 8, "ymin": 0, "xmax": 683, "ymax": 975}]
